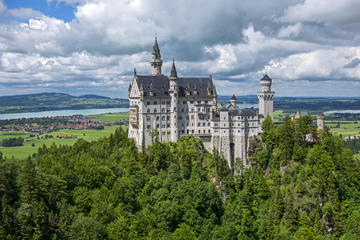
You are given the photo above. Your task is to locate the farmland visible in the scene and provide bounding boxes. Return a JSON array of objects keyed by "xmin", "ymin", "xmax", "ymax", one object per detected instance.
[
  {"xmin": 0, "ymin": 126, "xmax": 124, "ymax": 159},
  {"xmin": 0, "ymin": 112, "xmax": 130, "ymax": 159}
]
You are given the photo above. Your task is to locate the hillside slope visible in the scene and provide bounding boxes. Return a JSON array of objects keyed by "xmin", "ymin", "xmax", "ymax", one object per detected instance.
[{"xmin": 0, "ymin": 93, "xmax": 129, "ymax": 114}]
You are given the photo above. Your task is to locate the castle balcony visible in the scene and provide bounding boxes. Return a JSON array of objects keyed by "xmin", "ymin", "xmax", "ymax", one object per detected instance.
[{"xmin": 129, "ymin": 106, "xmax": 139, "ymax": 127}]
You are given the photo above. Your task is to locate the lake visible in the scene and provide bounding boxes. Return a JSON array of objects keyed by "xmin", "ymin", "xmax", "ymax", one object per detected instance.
[
  {"xmin": 324, "ymin": 110, "xmax": 360, "ymax": 114},
  {"xmin": 0, "ymin": 104, "xmax": 258, "ymax": 120},
  {"xmin": 0, "ymin": 108, "xmax": 129, "ymax": 120}
]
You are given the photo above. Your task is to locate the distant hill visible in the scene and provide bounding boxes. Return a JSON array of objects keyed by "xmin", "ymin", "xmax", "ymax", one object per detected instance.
[
  {"xmin": 219, "ymin": 95, "xmax": 360, "ymax": 113},
  {"xmin": 79, "ymin": 94, "xmax": 111, "ymax": 99},
  {"xmin": 0, "ymin": 93, "xmax": 129, "ymax": 114},
  {"xmin": 0, "ymin": 93, "xmax": 359, "ymax": 114}
]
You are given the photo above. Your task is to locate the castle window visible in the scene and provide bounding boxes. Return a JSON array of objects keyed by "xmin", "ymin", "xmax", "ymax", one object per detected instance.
[
  {"xmin": 182, "ymin": 130, "xmax": 185, "ymax": 134},
  {"xmin": 167, "ymin": 124, "xmax": 170, "ymax": 128},
  {"xmin": 167, "ymin": 101, "xmax": 170, "ymax": 104},
  {"xmin": 183, "ymin": 101, "xmax": 186, "ymax": 104},
  {"xmin": 191, "ymin": 115, "xmax": 194, "ymax": 120},
  {"xmin": 147, "ymin": 109, "xmax": 150, "ymax": 113},
  {"xmin": 205, "ymin": 101, "xmax": 208, "ymax": 104},
  {"xmin": 162, "ymin": 116, "xmax": 165, "ymax": 121},
  {"xmin": 161, "ymin": 108, "xmax": 165, "ymax": 113},
  {"xmin": 208, "ymin": 122, "xmax": 210, "ymax": 126},
  {"xmin": 187, "ymin": 130, "xmax": 189, "ymax": 134},
  {"xmin": 198, "ymin": 123, "xmax": 201, "ymax": 126},
  {"xmin": 186, "ymin": 116, "xmax": 189, "ymax": 120},
  {"xmin": 192, "ymin": 130, "xmax": 194, "ymax": 133},
  {"xmin": 147, "ymin": 101, "xmax": 151, "ymax": 105},
  {"xmin": 161, "ymin": 101, "xmax": 165, "ymax": 104},
  {"xmin": 162, "ymin": 124, "xmax": 165, "ymax": 128},
  {"xmin": 156, "ymin": 124, "xmax": 159, "ymax": 128},
  {"xmin": 203, "ymin": 130, "xmax": 205, "ymax": 133},
  {"xmin": 156, "ymin": 116, "xmax": 159, "ymax": 120},
  {"xmin": 147, "ymin": 116, "xmax": 150, "ymax": 121},
  {"xmin": 167, "ymin": 116, "xmax": 170, "ymax": 120},
  {"xmin": 181, "ymin": 109, "xmax": 184, "ymax": 112},
  {"xmin": 208, "ymin": 129, "xmax": 211, "ymax": 133},
  {"xmin": 154, "ymin": 101, "xmax": 157, "ymax": 105},
  {"xmin": 203, "ymin": 122, "xmax": 205, "ymax": 126},
  {"xmin": 198, "ymin": 130, "xmax": 201, "ymax": 133},
  {"xmin": 178, "ymin": 116, "xmax": 182, "ymax": 120},
  {"xmin": 154, "ymin": 109, "xmax": 157, "ymax": 113}
]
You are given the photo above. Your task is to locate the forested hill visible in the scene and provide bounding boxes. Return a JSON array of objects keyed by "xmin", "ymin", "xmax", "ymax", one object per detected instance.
[
  {"xmin": 0, "ymin": 93, "xmax": 128, "ymax": 114},
  {"xmin": 1, "ymin": 93, "xmax": 359, "ymax": 114},
  {"xmin": 219, "ymin": 95, "xmax": 360, "ymax": 113},
  {"xmin": 1, "ymin": 116, "xmax": 360, "ymax": 239}
]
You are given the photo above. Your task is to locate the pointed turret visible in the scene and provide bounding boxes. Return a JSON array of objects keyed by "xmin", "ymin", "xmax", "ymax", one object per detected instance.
[
  {"xmin": 152, "ymin": 36, "xmax": 161, "ymax": 59},
  {"xmin": 170, "ymin": 59, "xmax": 178, "ymax": 79},
  {"xmin": 230, "ymin": 95, "xmax": 237, "ymax": 108},
  {"xmin": 150, "ymin": 36, "xmax": 163, "ymax": 75}
]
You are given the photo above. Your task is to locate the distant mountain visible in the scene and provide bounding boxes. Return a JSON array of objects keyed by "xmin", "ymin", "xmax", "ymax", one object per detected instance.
[
  {"xmin": 79, "ymin": 94, "xmax": 111, "ymax": 99},
  {"xmin": 0, "ymin": 92, "xmax": 129, "ymax": 114},
  {"xmin": 0, "ymin": 93, "xmax": 359, "ymax": 114}
]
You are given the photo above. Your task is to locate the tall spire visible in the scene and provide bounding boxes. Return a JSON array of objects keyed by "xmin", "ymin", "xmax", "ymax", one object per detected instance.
[
  {"xmin": 152, "ymin": 36, "xmax": 161, "ymax": 59},
  {"xmin": 150, "ymin": 35, "xmax": 162, "ymax": 76},
  {"xmin": 170, "ymin": 58, "xmax": 177, "ymax": 78}
]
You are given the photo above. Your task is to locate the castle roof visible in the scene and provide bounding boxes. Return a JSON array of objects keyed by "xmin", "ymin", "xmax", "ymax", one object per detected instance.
[
  {"xmin": 226, "ymin": 108, "xmax": 257, "ymax": 117},
  {"xmin": 152, "ymin": 37, "xmax": 161, "ymax": 59},
  {"xmin": 261, "ymin": 74, "xmax": 272, "ymax": 82},
  {"xmin": 134, "ymin": 75, "xmax": 214, "ymax": 98},
  {"xmin": 170, "ymin": 59, "xmax": 177, "ymax": 78}
]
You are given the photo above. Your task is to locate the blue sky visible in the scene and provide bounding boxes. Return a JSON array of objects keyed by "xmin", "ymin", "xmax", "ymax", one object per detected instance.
[
  {"xmin": 0, "ymin": 0, "xmax": 359, "ymax": 98},
  {"xmin": 3, "ymin": 0, "xmax": 76, "ymax": 22}
]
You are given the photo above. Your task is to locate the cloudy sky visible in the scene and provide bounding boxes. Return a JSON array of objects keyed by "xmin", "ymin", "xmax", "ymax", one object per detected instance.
[{"xmin": 0, "ymin": 0, "xmax": 359, "ymax": 98}]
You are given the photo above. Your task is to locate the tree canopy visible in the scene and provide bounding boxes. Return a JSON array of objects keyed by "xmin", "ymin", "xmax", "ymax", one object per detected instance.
[{"xmin": 0, "ymin": 116, "xmax": 360, "ymax": 239}]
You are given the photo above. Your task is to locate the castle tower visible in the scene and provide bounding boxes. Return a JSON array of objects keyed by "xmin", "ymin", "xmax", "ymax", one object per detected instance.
[
  {"xmin": 230, "ymin": 95, "xmax": 237, "ymax": 108},
  {"xmin": 257, "ymin": 74, "xmax": 275, "ymax": 119},
  {"xmin": 150, "ymin": 37, "xmax": 162, "ymax": 76},
  {"xmin": 317, "ymin": 113, "xmax": 325, "ymax": 131},
  {"xmin": 169, "ymin": 59, "xmax": 179, "ymax": 142}
]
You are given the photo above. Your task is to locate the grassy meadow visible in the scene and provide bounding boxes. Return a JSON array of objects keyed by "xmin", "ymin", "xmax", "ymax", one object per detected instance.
[
  {"xmin": 326, "ymin": 121, "xmax": 360, "ymax": 137},
  {"xmin": 90, "ymin": 112, "xmax": 129, "ymax": 122},
  {"xmin": 0, "ymin": 112, "xmax": 130, "ymax": 159},
  {"xmin": 0, "ymin": 126, "xmax": 124, "ymax": 159}
]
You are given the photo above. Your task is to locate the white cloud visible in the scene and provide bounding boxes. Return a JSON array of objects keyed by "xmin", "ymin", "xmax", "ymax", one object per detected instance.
[
  {"xmin": 278, "ymin": 23, "xmax": 302, "ymax": 38},
  {"xmin": 0, "ymin": 0, "xmax": 6, "ymax": 14},
  {"xmin": 0, "ymin": 0, "xmax": 359, "ymax": 97},
  {"xmin": 8, "ymin": 8, "xmax": 43, "ymax": 19},
  {"xmin": 261, "ymin": 47, "xmax": 360, "ymax": 81},
  {"xmin": 280, "ymin": 0, "xmax": 360, "ymax": 24}
]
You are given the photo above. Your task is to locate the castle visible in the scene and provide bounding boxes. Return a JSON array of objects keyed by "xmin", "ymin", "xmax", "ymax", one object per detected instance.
[{"xmin": 128, "ymin": 38, "xmax": 275, "ymax": 168}]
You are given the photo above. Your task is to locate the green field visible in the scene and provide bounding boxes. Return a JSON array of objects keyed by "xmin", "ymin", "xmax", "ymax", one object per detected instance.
[
  {"xmin": 273, "ymin": 110, "xmax": 285, "ymax": 123},
  {"xmin": 0, "ymin": 126, "xmax": 123, "ymax": 159},
  {"xmin": 326, "ymin": 120, "xmax": 360, "ymax": 137},
  {"xmin": 90, "ymin": 112, "xmax": 129, "ymax": 122}
]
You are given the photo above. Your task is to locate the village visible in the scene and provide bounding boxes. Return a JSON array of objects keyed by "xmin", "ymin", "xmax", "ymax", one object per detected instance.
[{"xmin": 0, "ymin": 115, "xmax": 128, "ymax": 134}]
